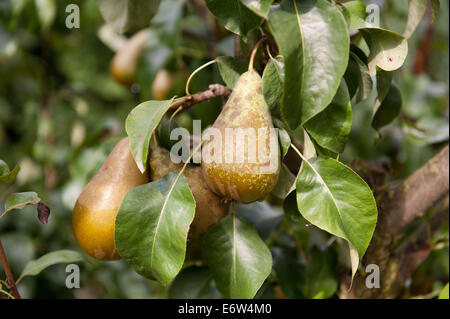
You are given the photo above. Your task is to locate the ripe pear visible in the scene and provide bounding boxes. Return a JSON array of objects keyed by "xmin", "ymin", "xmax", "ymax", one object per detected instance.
[
  {"xmin": 201, "ymin": 70, "xmax": 280, "ymax": 203},
  {"xmin": 110, "ymin": 29, "xmax": 149, "ymax": 86},
  {"xmin": 72, "ymin": 137, "xmax": 149, "ymax": 260},
  {"xmin": 151, "ymin": 69, "xmax": 174, "ymax": 100},
  {"xmin": 150, "ymin": 147, "xmax": 229, "ymax": 259}
]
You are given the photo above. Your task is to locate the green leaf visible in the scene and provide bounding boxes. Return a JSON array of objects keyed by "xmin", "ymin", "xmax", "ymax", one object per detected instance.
[
  {"xmin": 202, "ymin": 214, "xmax": 272, "ymax": 298},
  {"xmin": 296, "ymin": 157, "xmax": 378, "ymax": 277},
  {"xmin": 372, "ymin": 83, "xmax": 402, "ymax": 130},
  {"xmin": 156, "ymin": 118, "xmax": 180, "ymax": 151},
  {"xmin": 272, "ymin": 164, "xmax": 296, "ymax": 200},
  {"xmin": 236, "ymin": 201, "xmax": 283, "ymax": 240},
  {"xmin": 126, "ymin": 99, "xmax": 174, "ymax": 173},
  {"xmin": 305, "ymin": 80, "xmax": 352, "ymax": 154},
  {"xmin": 300, "ymin": 246, "xmax": 338, "ymax": 299},
  {"xmin": 168, "ymin": 266, "xmax": 221, "ymax": 299},
  {"xmin": 97, "ymin": 0, "xmax": 161, "ymax": 34},
  {"xmin": 278, "ymin": 128, "xmax": 291, "ymax": 160},
  {"xmin": 262, "ymin": 55, "xmax": 284, "ymax": 120},
  {"xmin": 344, "ymin": 47, "xmax": 373, "ymax": 103},
  {"xmin": 340, "ymin": 4, "xmax": 408, "ymax": 76},
  {"xmin": 439, "ymin": 282, "xmax": 449, "ymax": 299},
  {"xmin": 0, "ymin": 160, "xmax": 20, "ymax": 184},
  {"xmin": 403, "ymin": 0, "xmax": 428, "ymax": 39},
  {"xmin": 205, "ymin": 0, "xmax": 263, "ymax": 36},
  {"xmin": 17, "ymin": 250, "xmax": 84, "ymax": 283},
  {"xmin": 272, "ymin": 245, "xmax": 305, "ymax": 298},
  {"xmin": 360, "ymin": 28, "xmax": 408, "ymax": 76},
  {"xmin": 115, "ymin": 172, "xmax": 195, "ymax": 286},
  {"xmin": 216, "ymin": 56, "xmax": 248, "ymax": 89},
  {"xmin": 341, "ymin": 0, "xmax": 367, "ymax": 29},
  {"xmin": 268, "ymin": 0, "xmax": 349, "ymax": 129},
  {"xmin": 1, "ymin": 192, "xmax": 40, "ymax": 218},
  {"xmin": 240, "ymin": 0, "xmax": 273, "ymax": 19}
]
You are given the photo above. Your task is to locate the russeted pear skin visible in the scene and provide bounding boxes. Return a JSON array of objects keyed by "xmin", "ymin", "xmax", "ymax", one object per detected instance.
[
  {"xmin": 72, "ymin": 137, "xmax": 149, "ymax": 260},
  {"xmin": 201, "ymin": 71, "xmax": 280, "ymax": 203},
  {"xmin": 110, "ymin": 29, "xmax": 149, "ymax": 86},
  {"xmin": 149, "ymin": 147, "xmax": 229, "ymax": 258}
]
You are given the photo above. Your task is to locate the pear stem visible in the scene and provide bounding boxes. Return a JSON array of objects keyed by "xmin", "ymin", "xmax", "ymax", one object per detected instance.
[
  {"xmin": 185, "ymin": 60, "xmax": 217, "ymax": 96},
  {"xmin": 248, "ymin": 36, "xmax": 267, "ymax": 72}
]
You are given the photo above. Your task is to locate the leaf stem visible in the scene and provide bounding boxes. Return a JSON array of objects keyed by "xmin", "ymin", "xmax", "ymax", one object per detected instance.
[
  {"xmin": 248, "ymin": 36, "xmax": 268, "ymax": 72},
  {"xmin": 290, "ymin": 143, "xmax": 308, "ymax": 164},
  {"xmin": 185, "ymin": 60, "xmax": 217, "ymax": 96},
  {"xmin": 0, "ymin": 240, "xmax": 20, "ymax": 299}
]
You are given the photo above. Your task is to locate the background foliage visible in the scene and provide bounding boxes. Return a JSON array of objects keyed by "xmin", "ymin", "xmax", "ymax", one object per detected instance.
[{"xmin": 0, "ymin": 0, "xmax": 448, "ymax": 298}]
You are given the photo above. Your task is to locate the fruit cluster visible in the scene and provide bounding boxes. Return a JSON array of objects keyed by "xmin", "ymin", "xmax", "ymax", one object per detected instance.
[{"xmin": 72, "ymin": 34, "xmax": 281, "ymax": 262}]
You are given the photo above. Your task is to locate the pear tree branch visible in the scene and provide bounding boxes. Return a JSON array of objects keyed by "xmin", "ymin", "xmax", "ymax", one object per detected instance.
[
  {"xmin": 343, "ymin": 145, "xmax": 449, "ymax": 298},
  {"xmin": 168, "ymin": 84, "xmax": 231, "ymax": 111},
  {"xmin": 0, "ymin": 240, "xmax": 20, "ymax": 299}
]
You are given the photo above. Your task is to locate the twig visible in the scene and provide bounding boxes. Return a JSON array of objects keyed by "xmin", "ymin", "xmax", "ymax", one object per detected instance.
[
  {"xmin": 0, "ymin": 240, "xmax": 20, "ymax": 299},
  {"xmin": 168, "ymin": 84, "xmax": 231, "ymax": 111}
]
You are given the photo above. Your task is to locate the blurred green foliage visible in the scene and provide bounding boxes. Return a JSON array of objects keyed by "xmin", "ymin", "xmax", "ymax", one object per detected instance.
[{"xmin": 0, "ymin": 0, "xmax": 448, "ymax": 298}]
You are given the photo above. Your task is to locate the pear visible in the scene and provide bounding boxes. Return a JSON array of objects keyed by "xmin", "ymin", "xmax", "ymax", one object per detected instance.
[
  {"xmin": 149, "ymin": 147, "xmax": 229, "ymax": 260},
  {"xmin": 151, "ymin": 69, "xmax": 175, "ymax": 100},
  {"xmin": 109, "ymin": 29, "xmax": 149, "ymax": 86},
  {"xmin": 72, "ymin": 137, "xmax": 149, "ymax": 260},
  {"xmin": 201, "ymin": 71, "xmax": 280, "ymax": 203}
]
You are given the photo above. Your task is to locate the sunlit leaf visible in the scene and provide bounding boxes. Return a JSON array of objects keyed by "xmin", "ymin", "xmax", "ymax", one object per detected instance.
[
  {"xmin": 126, "ymin": 98, "xmax": 174, "ymax": 173},
  {"xmin": 296, "ymin": 157, "xmax": 378, "ymax": 280}
]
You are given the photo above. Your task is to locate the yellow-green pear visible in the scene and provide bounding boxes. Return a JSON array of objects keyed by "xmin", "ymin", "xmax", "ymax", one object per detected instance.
[
  {"xmin": 72, "ymin": 137, "xmax": 149, "ymax": 260},
  {"xmin": 109, "ymin": 29, "xmax": 149, "ymax": 86},
  {"xmin": 201, "ymin": 70, "xmax": 280, "ymax": 203}
]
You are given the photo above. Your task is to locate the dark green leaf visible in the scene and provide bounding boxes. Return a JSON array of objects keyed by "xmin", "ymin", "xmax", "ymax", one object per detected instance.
[
  {"xmin": 240, "ymin": 0, "xmax": 273, "ymax": 19},
  {"xmin": 216, "ymin": 56, "xmax": 248, "ymax": 89},
  {"xmin": 305, "ymin": 81, "xmax": 352, "ymax": 154},
  {"xmin": 236, "ymin": 201, "xmax": 283, "ymax": 240},
  {"xmin": 168, "ymin": 266, "xmax": 221, "ymax": 299},
  {"xmin": 271, "ymin": 163, "xmax": 296, "ymax": 200},
  {"xmin": 272, "ymin": 245, "xmax": 304, "ymax": 298},
  {"xmin": 268, "ymin": 0, "xmax": 349, "ymax": 129},
  {"xmin": 115, "ymin": 173, "xmax": 196, "ymax": 285},
  {"xmin": 300, "ymin": 246, "xmax": 338, "ymax": 299},
  {"xmin": 126, "ymin": 99, "xmax": 174, "ymax": 173},
  {"xmin": 202, "ymin": 214, "xmax": 272, "ymax": 298},
  {"xmin": 205, "ymin": 0, "xmax": 263, "ymax": 36},
  {"xmin": 262, "ymin": 55, "xmax": 284, "ymax": 119},
  {"xmin": 372, "ymin": 83, "xmax": 402, "ymax": 130}
]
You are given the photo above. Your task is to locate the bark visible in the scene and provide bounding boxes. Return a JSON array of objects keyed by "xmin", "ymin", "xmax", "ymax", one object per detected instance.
[{"xmin": 343, "ymin": 145, "xmax": 449, "ymax": 298}]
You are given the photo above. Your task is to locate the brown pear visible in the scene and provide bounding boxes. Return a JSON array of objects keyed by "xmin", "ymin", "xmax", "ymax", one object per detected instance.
[
  {"xmin": 149, "ymin": 147, "xmax": 229, "ymax": 260},
  {"xmin": 109, "ymin": 29, "xmax": 149, "ymax": 86},
  {"xmin": 72, "ymin": 137, "xmax": 149, "ymax": 260},
  {"xmin": 201, "ymin": 70, "xmax": 280, "ymax": 203}
]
